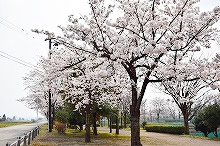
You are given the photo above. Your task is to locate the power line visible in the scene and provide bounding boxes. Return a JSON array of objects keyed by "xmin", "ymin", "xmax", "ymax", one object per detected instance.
[
  {"xmin": 0, "ymin": 51, "xmax": 41, "ymax": 71},
  {"xmin": 0, "ymin": 53, "xmax": 37, "ymax": 70},
  {"xmin": 0, "ymin": 16, "xmax": 24, "ymax": 31},
  {"xmin": 0, "ymin": 50, "xmax": 40, "ymax": 69},
  {"xmin": 0, "ymin": 16, "xmax": 36, "ymax": 39}
]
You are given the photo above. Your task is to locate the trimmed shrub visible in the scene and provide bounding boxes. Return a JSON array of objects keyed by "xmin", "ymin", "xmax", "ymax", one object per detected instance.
[
  {"xmin": 55, "ymin": 121, "xmax": 66, "ymax": 134},
  {"xmin": 145, "ymin": 125, "xmax": 184, "ymax": 134}
]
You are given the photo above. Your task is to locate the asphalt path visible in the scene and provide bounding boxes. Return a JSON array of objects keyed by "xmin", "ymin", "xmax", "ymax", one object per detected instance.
[
  {"xmin": 0, "ymin": 121, "xmax": 47, "ymax": 146},
  {"xmin": 98, "ymin": 127, "xmax": 220, "ymax": 146}
]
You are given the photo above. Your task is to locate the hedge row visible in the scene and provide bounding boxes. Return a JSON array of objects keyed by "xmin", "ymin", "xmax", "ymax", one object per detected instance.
[{"xmin": 145, "ymin": 125, "xmax": 185, "ymax": 134}]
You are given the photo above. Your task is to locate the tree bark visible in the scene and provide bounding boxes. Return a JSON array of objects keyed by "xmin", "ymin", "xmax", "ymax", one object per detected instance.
[
  {"xmin": 93, "ymin": 112, "xmax": 97, "ymax": 135},
  {"xmin": 116, "ymin": 115, "xmax": 119, "ymax": 135},
  {"xmin": 110, "ymin": 116, "xmax": 112, "ymax": 133},
  {"xmin": 124, "ymin": 113, "xmax": 127, "ymax": 128},
  {"xmin": 157, "ymin": 113, "xmax": 160, "ymax": 123},
  {"xmin": 130, "ymin": 79, "xmax": 143, "ymax": 146},
  {"xmin": 52, "ymin": 105, "xmax": 55, "ymax": 129},
  {"xmin": 79, "ymin": 124, "xmax": 83, "ymax": 132},
  {"xmin": 130, "ymin": 108, "xmax": 142, "ymax": 146},
  {"xmin": 121, "ymin": 112, "xmax": 123, "ymax": 128},
  {"xmin": 183, "ymin": 114, "xmax": 189, "ymax": 135},
  {"xmin": 107, "ymin": 117, "xmax": 110, "ymax": 127},
  {"xmin": 85, "ymin": 104, "xmax": 91, "ymax": 142}
]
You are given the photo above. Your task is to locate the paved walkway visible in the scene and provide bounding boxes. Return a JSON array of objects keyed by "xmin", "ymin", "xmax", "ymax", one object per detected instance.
[
  {"xmin": 0, "ymin": 121, "xmax": 46, "ymax": 146},
  {"xmin": 98, "ymin": 127, "xmax": 220, "ymax": 146}
]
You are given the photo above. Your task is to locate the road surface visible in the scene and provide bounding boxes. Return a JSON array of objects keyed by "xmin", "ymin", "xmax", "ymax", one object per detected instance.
[
  {"xmin": 0, "ymin": 121, "xmax": 46, "ymax": 146},
  {"xmin": 98, "ymin": 127, "xmax": 220, "ymax": 146}
]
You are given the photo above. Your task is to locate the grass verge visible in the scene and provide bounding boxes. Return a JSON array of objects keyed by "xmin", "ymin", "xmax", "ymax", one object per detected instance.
[{"xmin": 0, "ymin": 121, "xmax": 32, "ymax": 128}]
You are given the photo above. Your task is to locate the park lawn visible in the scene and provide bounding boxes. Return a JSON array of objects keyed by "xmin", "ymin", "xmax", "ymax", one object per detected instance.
[
  {"xmin": 31, "ymin": 125, "xmax": 173, "ymax": 146},
  {"xmin": 0, "ymin": 121, "xmax": 32, "ymax": 128}
]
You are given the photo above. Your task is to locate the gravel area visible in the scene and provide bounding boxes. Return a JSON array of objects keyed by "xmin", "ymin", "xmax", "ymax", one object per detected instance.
[{"xmin": 98, "ymin": 127, "xmax": 220, "ymax": 146}]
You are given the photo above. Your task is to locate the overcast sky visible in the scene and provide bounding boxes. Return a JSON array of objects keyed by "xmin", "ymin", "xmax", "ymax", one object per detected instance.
[{"xmin": 0, "ymin": 0, "xmax": 219, "ymax": 119}]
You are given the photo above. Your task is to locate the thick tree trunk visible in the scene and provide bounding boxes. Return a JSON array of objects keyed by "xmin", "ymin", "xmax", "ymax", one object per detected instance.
[
  {"xmin": 52, "ymin": 105, "xmax": 55, "ymax": 129},
  {"xmin": 130, "ymin": 78, "xmax": 143, "ymax": 146},
  {"xmin": 110, "ymin": 116, "xmax": 112, "ymax": 133},
  {"xmin": 85, "ymin": 105, "xmax": 91, "ymax": 142},
  {"xmin": 107, "ymin": 117, "xmax": 110, "ymax": 127},
  {"xmin": 79, "ymin": 124, "xmax": 83, "ymax": 132},
  {"xmin": 130, "ymin": 108, "xmax": 142, "ymax": 146},
  {"xmin": 116, "ymin": 115, "xmax": 119, "ymax": 135},
  {"xmin": 183, "ymin": 114, "xmax": 189, "ymax": 135},
  {"xmin": 124, "ymin": 113, "xmax": 127, "ymax": 128},
  {"xmin": 93, "ymin": 112, "xmax": 97, "ymax": 135},
  {"xmin": 122, "ymin": 63, "xmax": 150, "ymax": 146}
]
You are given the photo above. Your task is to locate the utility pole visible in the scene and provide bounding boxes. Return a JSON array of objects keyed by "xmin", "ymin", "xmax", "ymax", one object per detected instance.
[
  {"xmin": 36, "ymin": 98, "xmax": 39, "ymax": 127},
  {"xmin": 45, "ymin": 37, "xmax": 55, "ymax": 132}
]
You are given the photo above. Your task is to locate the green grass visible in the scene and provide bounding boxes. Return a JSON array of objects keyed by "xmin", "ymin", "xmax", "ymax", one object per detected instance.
[
  {"xmin": 191, "ymin": 131, "xmax": 220, "ymax": 138},
  {"xmin": 31, "ymin": 125, "xmax": 173, "ymax": 146},
  {"xmin": 184, "ymin": 134, "xmax": 220, "ymax": 141},
  {"xmin": 0, "ymin": 121, "xmax": 32, "ymax": 128},
  {"xmin": 31, "ymin": 125, "xmax": 130, "ymax": 146}
]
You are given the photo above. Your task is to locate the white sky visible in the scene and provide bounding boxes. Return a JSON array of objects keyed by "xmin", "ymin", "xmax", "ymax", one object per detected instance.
[{"xmin": 0, "ymin": 0, "xmax": 219, "ymax": 119}]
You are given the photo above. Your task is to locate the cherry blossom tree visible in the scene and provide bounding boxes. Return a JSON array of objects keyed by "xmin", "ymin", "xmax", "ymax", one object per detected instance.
[
  {"xmin": 150, "ymin": 97, "xmax": 166, "ymax": 122},
  {"xmin": 33, "ymin": 0, "xmax": 220, "ymax": 145},
  {"xmin": 45, "ymin": 47, "xmax": 123, "ymax": 142},
  {"xmin": 159, "ymin": 79, "xmax": 216, "ymax": 134},
  {"xmin": 20, "ymin": 63, "xmax": 64, "ymax": 121},
  {"xmin": 166, "ymin": 98, "xmax": 179, "ymax": 120}
]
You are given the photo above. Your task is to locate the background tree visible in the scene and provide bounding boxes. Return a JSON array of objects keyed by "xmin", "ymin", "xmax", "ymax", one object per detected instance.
[
  {"xmin": 193, "ymin": 111, "xmax": 210, "ymax": 137},
  {"xmin": 158, "ymin": 79, "xmax": 215, "ymax": 134},
  {"xmin": 150, "ymin": 97, "xmax": 166, "ymax": 122},
  {"xmin": 2, "ymin": 114, "xmax": 6, "ymax": 121},
  {"xmin": 202, "ymin": 103, "xmax": 220, "ymax": 137},
  {"xmin": 193, "ymin": 103, "xmax": 220, "ymax": 137},
  {"xmin": 166, "ymin": 99, "xmax": 179, "ymax": 120},
  {"xmin": 55, "ymin": 102, "xmax": 86, "ymax": 131},
  {"xmin": 140, "ymin": 99, "xmax": 147, "ymax": 123}
]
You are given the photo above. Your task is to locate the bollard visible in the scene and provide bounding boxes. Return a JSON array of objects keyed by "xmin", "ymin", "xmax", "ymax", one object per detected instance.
[
  {"xmin": 34, "ymin": 129, "xmax": 36, "ymax": 137},
  {"xmin": 23, "ymin": 133, "xmax": 27, "ymax": 146},
  {"xmin": 28, "ymin": 132, "xmax": 31, "ymax": 145},
  {"xmin": 17, "ymin": 137, "xmax": 21, "ymax": 146},
  {"xmin": 34, "ymin": 129, "xmax": 37, "ymax": 137},
  {"xmin": 37, "ymin": 127, "xmax": 40, "ymax": 135},
  {"xmin": 32, "ymin": 130, "xmax": 34, "ymax": 140},
  {"xmin": 36, "ymin": 128, "xmax": 38, "ymax": 136},
  {"xmin": 33, "ymin": 129, "xmax": 35, "ymax": 138},
  {"xmin": 35, "ymin": 128, "xmax": 37, "ymax": 137}
]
